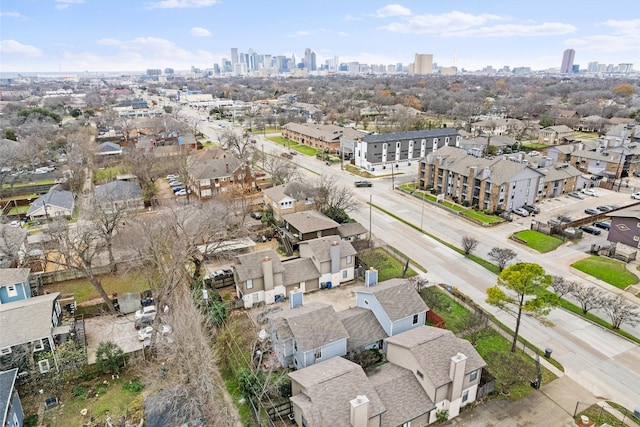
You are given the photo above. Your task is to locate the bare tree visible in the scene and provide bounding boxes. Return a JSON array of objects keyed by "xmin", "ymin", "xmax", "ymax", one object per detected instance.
[
  {"xmin": 314, "ymin": 174, "xmax": 358, "ymax": 223},
  {"xmin": 219, "ymin": 128, "xmax": 256, "ymax": 162},
  {"xmin": 487, "ymin": 247, "xmax": 517, "ymax": 271},
  {"xmin": 570, "ymin": 283, "xmax": 605, "ymax": 314},
  {"xmin": 551, "ymin": 276, "xmax": 575, "ymax": 297},
  {"xmin": 601, "ymin": 295, "xmax": 640, "ymax": 330},
  {"xmin": 88, "ymin": 195, "xmax": 130, "ymax": 272},
  {"xmin": 262, "ymin": 155, "xmax": 300, "ymax": 186},
  {"xmin": 462, "ymin": 236, "xmax": 478, "ymax": 255},
  {"xmin": 45, "ymin": 218, "xmax": 117, "ymax": 313}
]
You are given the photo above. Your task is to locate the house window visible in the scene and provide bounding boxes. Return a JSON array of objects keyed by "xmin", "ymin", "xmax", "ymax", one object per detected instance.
[
  {"xmin": 346, "ymin": 255, "xmax": 353, "ymax": 264},
  {"xmin": 416, "ymin": 370, "xmax": 424, "ymax": 379},
  {"xmin": 342, "ymin": 270, "xmax": 348, "ymax": 279},
  {"xmin": 462, "ymin": 390, "xmax": 469, "ymax": 403},
  {"xmin": 0, "ymin": 347, "xmax": 11, "ymax": 355},
  {"xmin": 315, "ymin": 348, "xmax": 322, "ymax": 359},
  {"xmin": 6, "ymin": 284, "xmax": 17, "ymax": 297},
  {"xmin": 38, "ymin": 359, "xmax": 50, "ymax": 373},
  {"xmin": 34, "ymin": 339, "xmax": 44, "ymax": 352},
  {"xmin": 470, "ymin": 370, "xmax": 478, "ymax": 381},
  {"xmin": 246, "ymin": 279, "xmax": 253, "ymax": 290},
  {"xmin": 412, "ymin": 314, "xmax": 419, "ymax": 324}
]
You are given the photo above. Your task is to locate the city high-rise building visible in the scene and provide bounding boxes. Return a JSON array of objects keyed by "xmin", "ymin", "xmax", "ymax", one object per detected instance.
[
  {"xmin": 560, "ymin": 49, "xmax": 575, "ymax": 74},
  {"xmin": 304, "ymin": 48, "xmax": 317, "ymax": 71},
  {"xmin": 230, "ymin": 48, "xmax": 239, "ymax": 66},
  {"xmin": 410, "ymin": 54, "xmax": 433, "ymax": 75}
]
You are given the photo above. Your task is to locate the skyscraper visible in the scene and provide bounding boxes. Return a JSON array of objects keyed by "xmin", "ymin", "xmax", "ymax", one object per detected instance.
[
  {"xmin": 230, "ymin": 48, "xmax": 239, "ymax": 66},
  {"xmin": 410, "ymin": 54, "xmax": 433, "ymax": 75},
  {"xmin": 560, "ymin": 49, "xmax": 575, "ymax": 74}
]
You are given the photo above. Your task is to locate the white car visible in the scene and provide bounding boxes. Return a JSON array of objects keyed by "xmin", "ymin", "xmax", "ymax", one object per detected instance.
[
  {"xmin": 9, "ymin": 220, "xmax": 21, "ymax": 228},
  {"xmin": 632, "ymin": 192, "xmax": 640, "ymax": 200},
  {"xmin": 581, "ymin": 188, "xmax": 599, "ymax": 197},
  {"xmin": 138, "ymin": 324, "xmax": 172, "ymax": 341},
  {"xmin": 513, "ymin": 207, "xmax": 530, "ymax": 217},
  {"xmin": 168, "ymin": 180, "xmax": 183, "ymax": 187},
  {"xmin": 134, "ymin": 305, "xmax": 157, "ymax": 321},
  {"xmin": 174, "ymin": 189, "xmax": 187, "ymax": 196},
  {"xmin": 166, "ymin": 174, "xmax": 177, "ymax": 180}
]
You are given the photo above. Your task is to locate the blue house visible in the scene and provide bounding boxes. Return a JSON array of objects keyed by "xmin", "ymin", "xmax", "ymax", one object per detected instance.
[
  {"xmin": 0, "ymin": 268, "xmax": 32, "ymax": 305},
  {"xmin": 355, "ymin": 278, "xmax": 429, "ymax": 337},
  {"xmin": 267, "ymin": 302, "xmax": 349, "ymax": 370},
  {"xmin": 0, "ymin": 368, "xmax": 23, "ymax": 427}
]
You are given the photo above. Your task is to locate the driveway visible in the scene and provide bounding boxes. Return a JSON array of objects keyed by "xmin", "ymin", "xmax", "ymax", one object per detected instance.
[{"xmin": 84, "ymin": 313, "xmax": 143, "ymax": 363}]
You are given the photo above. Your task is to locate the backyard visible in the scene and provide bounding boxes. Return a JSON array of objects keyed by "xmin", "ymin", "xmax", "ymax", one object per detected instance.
[
  {"xmin": 44, "ymin": 270, "xmax": 151, "ymax": 305},
  {"xmin": 512, "ymin": 230, "xmax": 564, "ymax": 253},
  {"xmin": 357, "ymin": 247, "xmax": 418, "ymax": 282}
]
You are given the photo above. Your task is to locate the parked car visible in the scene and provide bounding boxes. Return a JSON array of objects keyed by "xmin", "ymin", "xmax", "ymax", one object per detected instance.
[
  {"xmin": 250, "ymin": 211, "xmax": 262, "ymax": 220},
  {"xmin": 593, "ymin": 221, "xmax": 611, "ymax": 230},
  {"xmin": 580, "ymin": 225, "xmax": 601, "ymax": 235},
  {"xmin": 134, "ymin": 317, "xmax": 153, "ymax": 330},
  {"xmin": 512, "ymin": 207, "xmax": 530, "ymax": 217},
  {"xmin": 175, "ymin": 189, "xmax": 187, "ymax": 196},
  {"xmin": 632, "ymin": 192, "xmax": 640, "ymax": 200},
  {"xmin": 584, "ymin": 208, "xmax": 600, "ymax": 215},
  {"xmin": 280, "ymin": 153, "xmax": 293, "ymax": 159},
  {"xmin": 289, "ymin": 151, "xmax": 297, "ymax": 155},
  {"xmin": 169, "ymin": 180, "xmax": 183, "ymax": 187},
  {"xmin": 581, "ymin": 188, "xmax": 600, "ymax": 197},
  {"xmin": 523, "ymin": 204, "xmax": 540, "ymax": 214},
  {"xmin": 166, "ymin": 174, "xmax": 177, "ymax": 180},
  {"xmin": 9, "ymin": 220, "xmax": 21, "ymax": 227},
  {"xmin": 568, "ymin": 191, "xmax": 585, "ymax": 199},
  {"xmin": 135, "ymin": 305, "xmax": 157, "ymax": 321},
  {"xmin": 208, "ymin": 269, "xmax": 233, "ymax": 280},
  {"xmin": 596, "ymin": 205, "xmax": 614, "ymax": 212},
  {"xmin": 172, "ymin": 186, "xmax": 184, "ymax": 193},
  {"xmin": 138, "ymin": 324, "xmax": 172, "ymax": 341}
]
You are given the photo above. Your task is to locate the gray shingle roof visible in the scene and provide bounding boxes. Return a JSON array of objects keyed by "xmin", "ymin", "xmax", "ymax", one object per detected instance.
[
  {"xmin": 233, "ymin": 249, "xmax": 283, "ymax": 282},
  {"xmin": 385, "ymin": 326, "xmax": 486, "ymax": 388},
  {"xmin": 282, "ymin": 123, "xmax": 365, "ymax": 143},
  {"xmin": 570, "ymin": 149, "xmax": 622, "ymax": 162},
  {"xmin": 288, "ymin": 357, "xmax": 386, "ymax": 427},
  {"xmin": 299, "ymin": 236, "xmax": 357, "ymax": 262},
  {"xmin": 262, "ymin": 181, "xmax": 315, "ymax": 203},
  {"xmin": 337, "ymin": 222, "xmax": 367, "ymax": 238},
  {"xmin": 95, "ymin": 180, "xmax": 142, "ymax": 203},
  {"xmin": 0, "ymin": 368, "xmax": 18, "ymax": 426},
  {"xmin": 283, "ymin": 210, "xmax": 339, "ymax": 234},
  {"xmin": 188, "ymin": 156, "xmax": 242, "ymax": 180},
  {"xmin": 362, "ymin": 128, "xmax": 459, "ymax": 143},
  {"xmin": 356, "ymin": 279, "xmax": 428, "ymax": 322},
  {"xmin": 0, "ymin": 268, "xmax": 30, "ymax": 288},
  {"xmin": 282, "ymin": 258, "xmax": 320, "ymax": 286},
  {"xmin": 26, "ymin": 188, "xmax": 74, "ymax": 216},
  {"xmin": 267, "ymin": 302, "xmax": 348, "ymax": 351},
  {"xmin": 95, "ymin": 141, "xmax": 122, "ymax": 154},
  {"xmin": 0, "ymin": 292, "xmax": 60, "ymax": 348},
  {"xmin": 338, "ymin": 307, "xmax": 388, "ymax": 353},
  {"xmin": 368, "ymin": 363, "xmax": 435, "ymax": 427}
]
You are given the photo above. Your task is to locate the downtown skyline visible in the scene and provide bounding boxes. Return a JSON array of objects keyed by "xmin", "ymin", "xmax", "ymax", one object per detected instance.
[{"xmin": 0, "ymin": 0, "xmax": 639, "ymax": 74}]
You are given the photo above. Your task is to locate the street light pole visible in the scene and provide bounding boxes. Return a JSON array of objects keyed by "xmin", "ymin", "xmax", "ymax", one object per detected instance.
[{"xmin": 420, "ymin": 192, "xmax": 425, "ymax": 230}]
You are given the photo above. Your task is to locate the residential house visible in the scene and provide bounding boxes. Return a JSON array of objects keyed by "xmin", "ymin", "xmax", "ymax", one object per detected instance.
[
  {"xmin": 26, "ymin": 185, "xmax": 74, "ymax": 220},
  {"xmin": 605, "ymin": 206, "xmax": 640, "ymax": 251},
  {"xmin": 281, "ymin": 123, "xmax": 366, "ymax": 155},
  {"xmin": 537, "ymin": 125, "xmax": 573, "ymax": 145},
  {"xmin": 233, "ymin": 249, "xmax": 285, "ymax": 308},
  {"xmin": 299, "ymin": 236, "xmax": 357, "ymax": 289},
  {"xmin": 337, "ymin": 222, "xmax": 368, "ymax": 242},
  {"xmin": 0, "ymin": 368, "xmax": 23, "ymax": 427},
  {"xmin": 348, "ymin": 129, "xmax": 461, "ymax": 172},
  {"xmin": 469, "ymin": 118, "xmax": 525, "ymax": 136},
  {"xmin": 419, "ymin": 146, "xmax": 545, "ymax": 212},
  {"xmin": 288, "ymin": 356, "xmax": 386, "ymax": 427},
  {"xmin": 537, "ymin": 161, "xmax": 582, "ymax": 197},
  {"xmin": 384, "ymin": 326, "xmax": 487, "ymax": 422},
  {"xmin": 95, "ymin": 141, "xmax": 123, "ymax": 157},
  {"xmin": 0, "ymin": 268, "xmax": 32, "ymax": 305},
  {"xmin": 187, "ymin": 155, "xmax": 255, "ymax": 199},
  {"xmin": 355, "ymin": 279, "xmax": 428, "ymax": 337},
  {"xmin": 337, "ymin": 307, "xmax": 388, "ymax": 355},
  {"xmin": 267, "ymin": 302, "xmax": 349, "ymax": 369},
  {"xmin": 0, "ymin": 293, "xmax": 68, "ymax": 375},
  {"xmin": 458, "ymin": 135, "xmax": 518, "ymax": 157},
  {"xmin": 551, "ymin": 109, "xmax": 579, "ymax": 128},
  {"xmin": 262, "ymin": 182, "xmax": 316, "ymax": 220},
  {"xmin": 578, "ymin": 115, "xmax": 610, "ymax": 133},
  {"xmin": 282, "ymin": 210, "xmax": 340, "ymax": 242},
  {"xmin": 570, "ymin": 149, "xmax": 623, "ymax": 180},
  {"xmin": 94, "ymin": 180, "xmax": 144, "ymax": 213}
]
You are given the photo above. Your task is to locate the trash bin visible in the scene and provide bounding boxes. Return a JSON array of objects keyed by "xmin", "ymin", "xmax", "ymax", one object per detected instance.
[{"xmin": 544, "ymin": 348, "xmax": 553, "ymax": 358}]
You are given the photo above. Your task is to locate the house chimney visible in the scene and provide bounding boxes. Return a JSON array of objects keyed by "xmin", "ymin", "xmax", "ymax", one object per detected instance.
[
  {"xmin": 481, "ymin": 167, "xmax": 491, "ymax": 180},
  {"xmin": 262, "ymin": 256, "xmax": 274, "ymax": 291},
  {"xmin": 349, "ymin": 395, "xmax": 369, "ymax": 427},
  {"xmin": 449, "ymin": 352, "xmax": 468, "ymax": 402},
  {"xmin": 330, "ymin": 241, "xmax": 340, "ymax": 274},
  {"xmin": 364, "ymin": 268, "xmax": 378, "ymax": 287},
  {"xmin": 226, "ymin": 163, "xmax": 230, "ymax": 173},
  {"xmin": 289, "ymin": 287, "xmax": 303, "ymax": 309}
]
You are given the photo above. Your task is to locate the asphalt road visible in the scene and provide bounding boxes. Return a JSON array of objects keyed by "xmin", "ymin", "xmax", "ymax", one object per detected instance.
[{"xmin": 179, "ymin": 106, "xmax": 640, "ymax": 410}]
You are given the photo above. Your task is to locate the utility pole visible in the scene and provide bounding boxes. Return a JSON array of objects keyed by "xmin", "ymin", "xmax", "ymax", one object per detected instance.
[{"xmin": 369, "ymin": 194, "xmax": 372, "ymax": 243}]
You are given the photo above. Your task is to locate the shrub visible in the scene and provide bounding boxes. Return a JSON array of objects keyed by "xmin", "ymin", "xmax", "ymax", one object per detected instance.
[
  {"xmin": 95, "ymin": 341, "xmax": 125, "ymax": 374},
  {"xmin": 72, "ymin": 385, "xmax": 85, "ymax": 396},
  {"xmin": 24, "ymin": 415, "xmax": 38, "ymax": 427},
  {"xmin": 123, "ymin": 378, "xmax": 144, "ymax": 393}
]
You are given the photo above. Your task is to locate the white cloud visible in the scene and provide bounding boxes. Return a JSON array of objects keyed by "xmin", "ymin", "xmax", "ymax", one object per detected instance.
[
  {"xmin": 446, "ymin": 22, "xmax": 576, "ymax": 38},
  {"xmin": 146, "ymin": 0, "xmax": 218, "ymax": 9},
  {"xmin": 337, "ymin": 31, "xmax": 349, "ymax": 37},
  {"xmin": 296, "ymin": 30, "xmax": 311, "ymax": 36},
  {"xmin": 55, "ymin": 0, "xmax": 84, "ymax": 10},
  {"xmin": 564, "ymin": 19, "xmax": 640, "ymax": 55},
  {"xmin": 379, "ymin": 10, "xmax": 502, "ymax": 34},
  {"xmin": 0, "ymin": 11, "xmax": 24, "ymax": 18},
  {"xmin": 190, "ymin": 27, "xmax": 211, "ymax": 37},
  {"xmin": 343, "ymin": 14, "xmax": 362, "ymax": 22},
  {"xmin": 0, "ymin": 40, "xmax": 43, "ymax": 57},
  {"xmin": 373, "ymin": 4, "xmax": 412, "ymax": 18}
]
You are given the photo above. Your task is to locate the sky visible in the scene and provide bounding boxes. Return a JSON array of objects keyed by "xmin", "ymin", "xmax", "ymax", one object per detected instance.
[{"xmin": 0, "ymin": 0, "xmax": 639, "ymax": 74}]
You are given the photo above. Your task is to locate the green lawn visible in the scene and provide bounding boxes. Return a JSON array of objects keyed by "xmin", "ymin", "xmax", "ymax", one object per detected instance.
[
  {"xmin": 2, "ymin": 179, "xmax": 55, "ymax": 189},
  {"xmin": 513, "ymin": 230, "xmax": 564, "ymax": 253},
  {"xmin": 461, "ymin": 210, "xmax": 503, "ymax": 224},
  {"xmin": 420, "ymin": 287, "xmax": 471, "ymax": 334},
  {"xmin": 357, "ymin": 247, "xmax": 417, "ymax": 282},
  {"xmin": 267, "ymin": 136, "xmax": 291, "ymax": 146},
  {"xmin": 571, "ymin": 256, "xmax": 639, "ymax": 290},
  {"xmin": 44, "ymin": 270, "xmax": 151, "ymax": 304}
]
